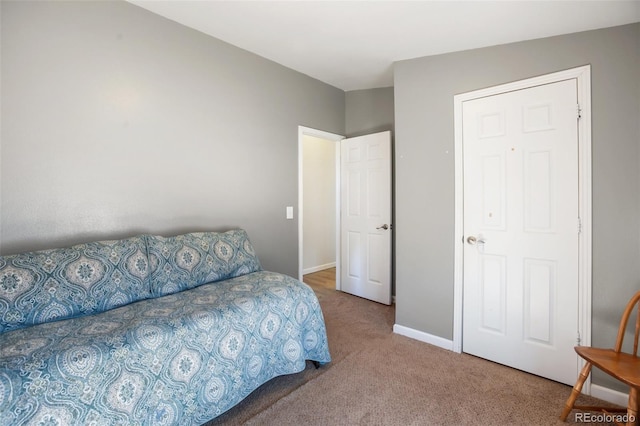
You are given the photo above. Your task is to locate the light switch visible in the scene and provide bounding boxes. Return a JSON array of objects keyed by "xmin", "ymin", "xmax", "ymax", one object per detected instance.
[{"xmin": 286, "ymin": 206, "xmax": 294, "ymax": 219}]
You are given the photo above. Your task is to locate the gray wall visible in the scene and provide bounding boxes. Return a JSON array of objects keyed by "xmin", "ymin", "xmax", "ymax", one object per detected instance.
[
  {"xmin": 394, "ymin": 23, "xmax": 640, "ymax": 389},
  {"xmin": 0, "ymin": 0, "xmax": 345, "ymax": 278},
  {"xmin": 346, "ymin": 87, "xmax": 394, "ymax": 137}
]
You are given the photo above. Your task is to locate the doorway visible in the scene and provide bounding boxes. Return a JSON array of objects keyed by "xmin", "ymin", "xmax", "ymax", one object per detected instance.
[
  {"xmin": 298, "ymin": 126, "xmax": 343, "ymax": 288},
  {"xmin": 298, "ymin": 127, "xmax": 393, "ymax": 305},
  {"xmin": 452, "ymin": 65, "xmax": 592, "ymax": 386}
]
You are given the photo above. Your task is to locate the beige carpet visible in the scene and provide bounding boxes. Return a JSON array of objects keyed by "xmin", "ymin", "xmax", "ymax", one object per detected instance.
[{"xmin": 206, "ymin": 273, "xmax": 621, "ymax": 425}]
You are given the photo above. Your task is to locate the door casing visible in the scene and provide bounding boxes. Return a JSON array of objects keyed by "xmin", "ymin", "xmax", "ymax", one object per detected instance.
[{"xmin": 452, "ymin": 65, "xmax": 592, "ymax": 387}]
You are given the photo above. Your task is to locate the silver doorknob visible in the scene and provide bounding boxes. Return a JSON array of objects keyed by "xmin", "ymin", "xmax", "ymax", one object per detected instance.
[
  {"xmin": 466, "ymin": 235, "xmax": 485, "ymax": 245},
  {"xmin": 376, "ymin": 224, "xmax": 389, "ymax": 230}
]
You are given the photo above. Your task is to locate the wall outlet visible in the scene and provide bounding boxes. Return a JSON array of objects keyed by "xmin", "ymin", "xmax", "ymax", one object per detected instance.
[{"xmin": 286, "ymin": 206, "xmax": 294, "ymax": 219}]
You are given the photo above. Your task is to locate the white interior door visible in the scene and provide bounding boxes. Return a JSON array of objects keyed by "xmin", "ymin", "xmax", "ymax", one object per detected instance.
[
  {"xmin": 462, "ymin": 79, "xmax": 579, "ymax": 385},
  {"xmin": 340, "ymin": 131, "xmax": 392, "ymax": 305}
]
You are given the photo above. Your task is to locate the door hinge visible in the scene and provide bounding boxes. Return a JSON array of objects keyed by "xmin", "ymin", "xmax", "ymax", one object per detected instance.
[
  {"xmin": 577, "ymin": 104, "xmax": 582, "ymax": 120},
  {"xmin": 576, "ymin": 332, "xmax": 582, "ymax": 346},
  {"xmin": 578, "ymin": 217, "xmax": 582, "ymax": 234}
]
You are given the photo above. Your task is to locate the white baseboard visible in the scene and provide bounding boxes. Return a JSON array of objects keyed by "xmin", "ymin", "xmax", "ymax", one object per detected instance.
[
  {"xmin": 393, "ymin": 324, "xmax": 454, "ymax": 351},
  {"xmin": 302, "ymin": 262, "xmax": 336, "ymax": 275},
  {"xmin": 590, "ymin": 384, "xmax": 629, "ymax": 407},
  {"xmin": 394, "ymin": 325, "xmax": 629, "ymax": 408}
]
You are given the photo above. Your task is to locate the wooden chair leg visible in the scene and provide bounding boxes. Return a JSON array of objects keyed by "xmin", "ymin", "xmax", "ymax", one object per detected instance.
[
  {"xmin": 560, "ymin": 361, "xmax": 592, "ymax": 422},
  {"xmin": 626, "ymin": 387, "xmax": 638, "ymax": 426}
]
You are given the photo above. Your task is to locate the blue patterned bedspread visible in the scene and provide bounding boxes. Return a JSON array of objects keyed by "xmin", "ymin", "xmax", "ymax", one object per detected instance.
[{"xmin": 0, "ymin": 271, "xmax": 331, "ymax": 425}]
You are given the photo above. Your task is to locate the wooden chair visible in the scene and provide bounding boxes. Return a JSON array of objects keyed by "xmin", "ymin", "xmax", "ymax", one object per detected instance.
[{"xmin": 560, "ymin": 290, "xmax": 640, "ymax": 426}]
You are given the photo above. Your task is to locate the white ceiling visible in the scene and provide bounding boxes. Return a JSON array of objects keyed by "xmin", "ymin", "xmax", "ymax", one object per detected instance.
[{"xmin": 127, "ymin": 1, "xmax": 640, "ymax": 91}]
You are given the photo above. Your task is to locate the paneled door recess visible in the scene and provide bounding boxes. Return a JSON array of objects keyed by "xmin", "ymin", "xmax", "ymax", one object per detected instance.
[
  {"xmin": 462, "ymin": 79, "xmax": 579, "ymax": 386},
  {"xmin": 340, "ymin": 131, "xmax": 392, "ymax": 305}
]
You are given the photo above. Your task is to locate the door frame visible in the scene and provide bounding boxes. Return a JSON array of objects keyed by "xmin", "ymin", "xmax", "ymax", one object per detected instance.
[
  {"xmin": 452, "ymin": 65, "xmax": 592, "ymax": 385},
  {"xmin": 297, "ymin": 126, "xmax": 344, "ymax": 288}
]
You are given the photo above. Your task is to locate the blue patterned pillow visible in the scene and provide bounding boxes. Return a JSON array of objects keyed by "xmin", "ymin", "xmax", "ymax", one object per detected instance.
[
  {"xmin": 147, "ymin": 229, "xmax": 262, "ymax": 297},
  {"xmin": 0, "ymin": 237, "xmax": 151, "ymax": 334}
]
